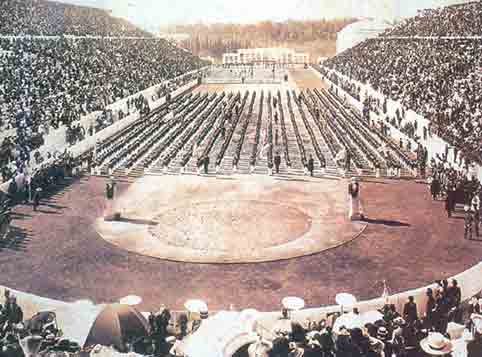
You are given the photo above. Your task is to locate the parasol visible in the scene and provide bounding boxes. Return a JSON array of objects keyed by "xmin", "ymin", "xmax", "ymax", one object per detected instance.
[
  {"xmin": 119, "ymin": 295, "xmax": 142, "ymax": 306},
  {"xmin": 281, "ymin": 297, "xmax": 305, "ymax": 311}
]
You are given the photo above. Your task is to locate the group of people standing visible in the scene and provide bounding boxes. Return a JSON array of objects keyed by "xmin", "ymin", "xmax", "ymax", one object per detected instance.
[{"xmin": 428, "ymin": 161, "xmax": 481, "ymax": 240}]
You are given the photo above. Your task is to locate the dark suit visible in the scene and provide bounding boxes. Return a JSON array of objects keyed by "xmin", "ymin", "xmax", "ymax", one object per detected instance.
[
  {"xmin": 307, "ymin": 158, "xmax": 314, "ymax": 176},
  {"xmin": 203, "ymin": 156, "xmax": 210, "ymax": 174},
  {"xmin": 274, "ymin": 155, "xmax": 281, "ymax": 173},
  {"xmin": 403, "ymin": 301, "xmax": 418, "ymax": 324}
]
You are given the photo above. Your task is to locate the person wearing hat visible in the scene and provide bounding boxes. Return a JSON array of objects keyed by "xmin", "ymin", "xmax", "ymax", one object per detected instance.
[
  {"xmin": 420, "ymin": 332, "xmax": 453, "ymax": 356},
  {"xmin": 303, "ymin": 336, "xmax": 322, "ymax": 357},
  {"xmin": 376, "ymin": 326, "xmax": 392, "ymax": 357}
]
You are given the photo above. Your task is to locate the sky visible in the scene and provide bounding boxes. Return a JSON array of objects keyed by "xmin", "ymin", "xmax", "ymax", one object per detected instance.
[{"xmin": 58, "ymin": 0, "xmax": 471, "ymax": 31}]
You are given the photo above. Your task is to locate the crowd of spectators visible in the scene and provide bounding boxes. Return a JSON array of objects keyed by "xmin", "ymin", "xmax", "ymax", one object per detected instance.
[
  {"xmin": 381, "ymin": 2, "xmax": 482, "ymax": 38},
  {"xmin": 0, "ymin": 37, "xmax": 206, "ymax": 183},
  {"xmin": 323, "ymin": 38, "xmax": 482, "ymax": 164},
  {"xmin": 0, "ymin": 289, "xmax": 83, "ymax": 356},
  {"xmin": 0, "ymin": 37, "xmax": 206, "ymax": 133},
  {"xmin": 0, "ymin": 0, "xmax": 151, "ymax": 37},
  {"xmin": 0, "ymin": 0, "xmax": 208, "ymax": 188},
  {"xmin": 247, "ymin": 279, "xmax": 482, "ymax": 357}
]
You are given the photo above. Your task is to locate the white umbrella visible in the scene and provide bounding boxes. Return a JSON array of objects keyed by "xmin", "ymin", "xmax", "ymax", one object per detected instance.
[
  {"xmin": 119, "ymin": 295, "xmax": 142, "ymax": 306},
  {"xmin": 282, "ymin": 297, "xmax": 305, "ymax": 311},
  {"xmin": 333, "ymin": 313, "xmax": 364, "ymax": 333},
  {"xmin": 240, "ymin": 309, "xmax": 260, "ymax": 333},
  {"xmin": 184, "ymin": 299, "xmax": 208, "ymax": 313},
  {"xmin": 335, "ymin": 293, "xmax": 357, "ymax": 307},
  {"xmin": 361, "ymin": 310, "xmax": 384, "ymax": 325}
]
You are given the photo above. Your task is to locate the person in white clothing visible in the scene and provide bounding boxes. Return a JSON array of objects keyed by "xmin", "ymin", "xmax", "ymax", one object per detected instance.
[{"xmin": 348, "ymin": 177, "xmax": 364, "ymax": 221}]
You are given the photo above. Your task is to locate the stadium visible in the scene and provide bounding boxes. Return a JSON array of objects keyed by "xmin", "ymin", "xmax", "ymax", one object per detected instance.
[{"xmin": 0, "ymin": 0, "xmax": 482, "ymax": 356}]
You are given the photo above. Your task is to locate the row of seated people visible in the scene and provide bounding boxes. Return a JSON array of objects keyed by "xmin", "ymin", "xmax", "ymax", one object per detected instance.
[
  {"xmin": 93, "ymin": 94, "xmax": 192, "ymax": 172},
  {"xmin": 323, "ymin": 38, "xmax": 482, "ymax": 166},
  {"xmin": 0, "ymin": 0, "xmax": 151, "ymax": 37},
  {"xmin": 93, "ymin": 92, "xmax": 226, "ymax": 173},
  {"xmin": 381, "ymin": 1, "xmax": 482, "ymax": 37}
]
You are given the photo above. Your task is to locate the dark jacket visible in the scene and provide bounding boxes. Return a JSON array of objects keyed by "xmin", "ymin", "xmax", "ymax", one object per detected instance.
[{"xmin": 307, "ymin": 158, "xmax": 314, "ymax": 171}]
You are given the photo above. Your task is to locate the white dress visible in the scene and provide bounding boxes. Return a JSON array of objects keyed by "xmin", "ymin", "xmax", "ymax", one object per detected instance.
[{"xmin": 349, "ymin": 183, "xmax": 363, "ymax": 220}]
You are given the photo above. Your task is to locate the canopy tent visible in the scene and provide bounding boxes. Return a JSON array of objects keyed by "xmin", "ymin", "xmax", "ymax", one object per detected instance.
[{"xmin": 83, "ymin": 304, "xmax": 149, "ymax": 353}]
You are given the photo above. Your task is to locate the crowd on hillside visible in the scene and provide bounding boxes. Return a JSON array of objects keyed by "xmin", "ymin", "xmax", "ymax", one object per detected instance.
[
  {"xmin": 382, "ymin": 2, "xmax": 482, "ymax": 37},
  {"xmin": 0, "ymin": 0, "xmax": 151, "ymax": 37},
  {"xmin": 323, "ymin": 38, "xmax": 482, "ymax": 164}
]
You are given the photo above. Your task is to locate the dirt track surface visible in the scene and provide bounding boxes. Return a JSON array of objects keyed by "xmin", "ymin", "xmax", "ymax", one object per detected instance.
[{"xmin": 1, "ymin": 175, "xmax": 481, "ymax": 312}]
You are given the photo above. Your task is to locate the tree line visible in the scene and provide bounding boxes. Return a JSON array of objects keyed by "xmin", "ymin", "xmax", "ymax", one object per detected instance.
[{"xmin": 161, "ymin": 19, "xmax": 357, "ymax": 61}]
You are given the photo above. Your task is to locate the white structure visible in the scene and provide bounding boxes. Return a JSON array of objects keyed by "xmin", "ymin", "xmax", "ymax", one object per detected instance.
[
  {"xmin": 336, "ymin": 19, "xmax": 392, "ymax": 54},
  {"xmin": 222, "ymin": 48, "xmax": 309, "ymax": 65}
]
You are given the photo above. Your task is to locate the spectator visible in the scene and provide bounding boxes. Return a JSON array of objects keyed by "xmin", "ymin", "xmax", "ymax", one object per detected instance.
[{"xmin": 403, "ymin": 296, "xmax": 419, "ymax": 325}]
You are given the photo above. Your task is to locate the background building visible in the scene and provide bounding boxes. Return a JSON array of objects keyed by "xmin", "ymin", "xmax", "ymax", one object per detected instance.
[{"xmin": 222, "ymin": 48, "xmax": 309, "ymax": 65}]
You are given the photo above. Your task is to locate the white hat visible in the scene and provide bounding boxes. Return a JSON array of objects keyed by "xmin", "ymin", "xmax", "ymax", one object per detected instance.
[
  {"xmin": 351, "ymin": 177, "xmax": 358, "ymax": 182},
  {"xmin": 420, "ymin": 333, "xmax": 453, "ymax": 355}
]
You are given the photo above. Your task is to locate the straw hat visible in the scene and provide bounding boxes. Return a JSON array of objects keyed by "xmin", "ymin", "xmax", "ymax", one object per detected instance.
[
  {"xmin": 377, "ymin": 326, "xmax": 389, "ymax": 339},
  {"xmin": 420, "ymin": 333, "xmax": 453, "ymax": 355}
]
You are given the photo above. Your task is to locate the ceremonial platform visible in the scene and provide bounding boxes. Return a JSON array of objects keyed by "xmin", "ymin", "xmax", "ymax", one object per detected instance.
[{"xmin": 95, "ymin": 175, "xmax": 366, "ymax": 263}]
